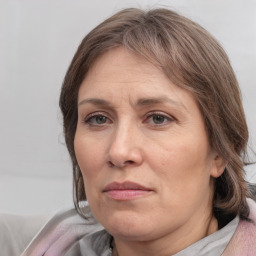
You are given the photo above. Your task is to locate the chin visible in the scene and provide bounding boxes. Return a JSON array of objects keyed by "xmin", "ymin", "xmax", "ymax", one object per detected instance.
[{"xmin": 101, "ymin": 210, "xmax": 158, "ymax": 241}]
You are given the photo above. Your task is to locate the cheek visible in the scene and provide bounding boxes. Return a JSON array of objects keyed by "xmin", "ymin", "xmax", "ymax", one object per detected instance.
[
  {"xmin": 149, "ymin": 133, "xmax": 213, "ymax": 191},
  {"xmin": 150, "ymin": 138, "xmax": 202, "ymax": 172},
  {"xmin": 74, "ymin": 135, "xmax": 103, "ymax": 205},
  {"xmin": 74, "ymin": 134, "xmax": 103, "ymax": 180}
]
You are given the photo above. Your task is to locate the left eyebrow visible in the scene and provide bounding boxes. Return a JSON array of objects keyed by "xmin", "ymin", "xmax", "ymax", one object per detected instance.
[{"xmin": 135, "ymin": 97, "xmax": 187, "ymax": 110}]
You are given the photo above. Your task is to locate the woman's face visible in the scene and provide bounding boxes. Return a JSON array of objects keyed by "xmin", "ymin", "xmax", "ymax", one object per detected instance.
[{"xmin": 74, "ymin": 47, "xmax": 223, "ymax": 245}]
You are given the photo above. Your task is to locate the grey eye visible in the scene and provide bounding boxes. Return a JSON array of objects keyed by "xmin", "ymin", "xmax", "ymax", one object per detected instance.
[
  {"xmin": 85, "ymin": 114, "xmax": 109, "ymax": 125},
  {"xmin": 95, "ymin": 115, "xmax": 107, "ymax": 124},
  {"xmin": 152, "ymin": 114, "xmax": 166, "ymax": 124}
]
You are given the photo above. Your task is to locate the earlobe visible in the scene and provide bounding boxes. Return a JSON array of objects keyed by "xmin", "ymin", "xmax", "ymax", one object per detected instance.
[{"xmin": 210, "ymin": 155, "xmax": 227, "ymax": 178}]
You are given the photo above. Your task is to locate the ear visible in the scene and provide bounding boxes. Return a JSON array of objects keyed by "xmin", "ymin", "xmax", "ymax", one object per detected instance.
[{"xmin": 210, "ymin": 155, "xmax": 227, "ymax": 178}]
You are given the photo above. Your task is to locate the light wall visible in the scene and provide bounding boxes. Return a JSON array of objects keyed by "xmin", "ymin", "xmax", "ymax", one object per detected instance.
[{"xmin": 0, "ymin": 0, "xmax": 255, "ymax": 214}]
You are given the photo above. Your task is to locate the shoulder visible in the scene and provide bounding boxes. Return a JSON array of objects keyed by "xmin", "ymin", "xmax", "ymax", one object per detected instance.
[
  {"xmin": 223, "ymin": 199, "xmax": 256, "ymax": 256},
  {"xmin": 21, "ymin": 203, "xmax": 106, "ymax": 256}
]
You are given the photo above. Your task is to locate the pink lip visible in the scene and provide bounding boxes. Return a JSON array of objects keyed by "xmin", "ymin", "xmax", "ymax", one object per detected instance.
[{"xmin": 103, "ymin": 181, "xmax": 153, "ymax": 201}]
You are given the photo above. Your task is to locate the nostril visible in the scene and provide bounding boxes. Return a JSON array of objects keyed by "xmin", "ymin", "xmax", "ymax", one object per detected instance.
[
  {"xmin": 108, "ymin": 161, "xmax": 114, "ymax": 168},
  {"xmin": 107, "ymin": 160, "xmax": 135, "ymax": 168},
  {"xmin": 125, "ymin": 160, "xmax": 134, "ymax": 165}
]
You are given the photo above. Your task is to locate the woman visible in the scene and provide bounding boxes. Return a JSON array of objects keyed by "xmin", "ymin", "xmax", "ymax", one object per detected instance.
[{"xmin": 22, "ymin": 8, "xmax": 256, "ymax": 256}]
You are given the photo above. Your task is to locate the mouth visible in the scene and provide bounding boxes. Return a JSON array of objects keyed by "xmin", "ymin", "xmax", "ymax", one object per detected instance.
[{"xmin": 103, "ymin": 181, "xmax": 153, "ymax": 201}]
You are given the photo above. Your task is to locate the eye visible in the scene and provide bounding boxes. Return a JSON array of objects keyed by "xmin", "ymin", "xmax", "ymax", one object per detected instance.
[
  {"xmin": 145, "ymin": 112, "xmax": 174, "ymax": 126},
  {"xmin": 84, "ymin": 113, "xmax": 111, "ymax": 126},
  {"xmin": 152, "ymin": 114, "xmax": 167, "ymax": 124}
]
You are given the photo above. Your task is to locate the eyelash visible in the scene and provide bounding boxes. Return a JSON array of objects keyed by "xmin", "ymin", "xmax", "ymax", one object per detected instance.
[{"xmin": 82, "ymin": 111, "xmax": 174, "ymax": 127}]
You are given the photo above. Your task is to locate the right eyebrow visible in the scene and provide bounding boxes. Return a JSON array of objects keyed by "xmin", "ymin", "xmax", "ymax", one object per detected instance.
[{"xmin": 78, "ymin": 98, "xmax": 112, "ymax": 107}]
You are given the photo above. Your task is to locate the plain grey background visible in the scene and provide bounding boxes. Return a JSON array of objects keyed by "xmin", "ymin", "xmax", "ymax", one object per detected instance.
[{"xmin": 1, "ymin": 0, "xmax": 255, "ymax": 215}]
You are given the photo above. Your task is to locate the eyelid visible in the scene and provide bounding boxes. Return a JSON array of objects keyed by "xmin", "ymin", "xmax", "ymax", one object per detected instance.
[
  {"xmin": 84, "ymin": 111, "xmax": 106, "ymax": 120},
  {"xmin": 145, "ymin": 111, "xmax": 174, "ymax": 120}
]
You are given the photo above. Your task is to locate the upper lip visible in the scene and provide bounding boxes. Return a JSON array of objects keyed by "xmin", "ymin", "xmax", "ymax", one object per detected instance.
[{"xmin": 103, "ymin": 181, "xmax": 152, "ymax": 192}]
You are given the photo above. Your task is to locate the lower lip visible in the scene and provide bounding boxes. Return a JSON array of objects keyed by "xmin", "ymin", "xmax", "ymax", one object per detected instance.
[{"xmin": 105, "ymin": 190, "xmax": 152, "ymax": 200}]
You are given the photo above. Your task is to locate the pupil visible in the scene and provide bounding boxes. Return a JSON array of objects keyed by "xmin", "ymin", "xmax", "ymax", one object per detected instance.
[
  {"xmin": 96, "ymin": 116, "xmax": 106, "ymax": 124},
  {"xmin": 153, "ymin": 115, "xmax": 164, "ymax": 124}
]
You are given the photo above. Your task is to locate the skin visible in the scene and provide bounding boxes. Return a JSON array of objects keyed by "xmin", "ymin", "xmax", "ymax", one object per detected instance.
[{"xmin": 74, "ymin": 47, "xmax": 225, "ymax": 256}]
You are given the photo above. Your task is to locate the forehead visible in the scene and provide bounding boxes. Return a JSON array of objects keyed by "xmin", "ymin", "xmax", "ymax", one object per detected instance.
[
  {"xmin": 87, "ymin": 48, "xmax": 162, "ymax": 85},
  {"xmin": 78, "ymin": 47, "xmax": 198, "ymax": 112}
]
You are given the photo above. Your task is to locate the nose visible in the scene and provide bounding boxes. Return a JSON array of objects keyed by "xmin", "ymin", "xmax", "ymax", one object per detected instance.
[{"xmin": 107, "ymin": 124, "xmax": 143, "ymax": 168}]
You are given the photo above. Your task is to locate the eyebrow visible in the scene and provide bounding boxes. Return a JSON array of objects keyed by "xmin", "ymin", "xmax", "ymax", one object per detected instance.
[
  {"xmin": 78, "ymin": 98, "xmax": 111, "ymax": 107},
  {"xmin": 135, "ymin": 97, "xmax": 186, "ymax": 110},
  {"xmin": 78, "ymin": 96, "xmax": 187, "ymax": 110}
]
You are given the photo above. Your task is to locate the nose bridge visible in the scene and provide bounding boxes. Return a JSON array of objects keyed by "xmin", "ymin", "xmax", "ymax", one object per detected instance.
[
  {"xmin": 110, "ymin": 118, "xmax": 136, "ymax": 154},
  {"xmin": 114, "ymin": 118, "xmax": 132, "ymax": 145},
  {"xmin": 108, "ymin": 117, "xmax": 143, "ymax": 167}
]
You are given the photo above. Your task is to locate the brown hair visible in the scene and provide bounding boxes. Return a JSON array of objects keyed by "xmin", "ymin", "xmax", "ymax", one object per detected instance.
[{"xmin": 59, "ymin": 8, "xmax": 255, "ymax": 224}]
